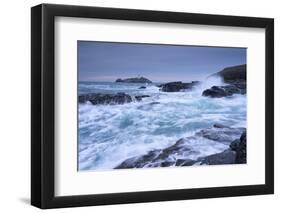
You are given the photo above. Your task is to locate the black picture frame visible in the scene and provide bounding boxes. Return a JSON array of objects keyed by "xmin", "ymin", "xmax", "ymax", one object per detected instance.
[{"xmin": 31, "ymin": 3, "xmax": 274, "ymax": 209}]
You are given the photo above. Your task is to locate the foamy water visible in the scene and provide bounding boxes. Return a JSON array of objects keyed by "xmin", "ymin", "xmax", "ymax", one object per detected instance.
[{"xmin": 78, "ymin": 77, "xmax": 246, "ymax": 171}]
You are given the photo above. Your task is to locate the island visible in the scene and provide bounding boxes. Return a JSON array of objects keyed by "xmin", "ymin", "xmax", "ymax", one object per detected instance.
[{"xmin": 115, "ymin": 77, "xmax": 152, "ymax": 83}]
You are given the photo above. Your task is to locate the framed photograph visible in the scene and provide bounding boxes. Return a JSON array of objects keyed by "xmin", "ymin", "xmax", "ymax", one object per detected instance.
[{"xmin": 31, "ymin": 3, "xmax": 274, "ymax": 209}]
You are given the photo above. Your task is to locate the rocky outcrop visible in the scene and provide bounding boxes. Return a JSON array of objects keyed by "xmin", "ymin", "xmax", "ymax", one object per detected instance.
[
  {"xmin": 115, "ymin": 139, "xmax": 197, "ymax": 169},
  {"xmin": 79, "ymin": 93, "xmax": 132, "ymax": 105},
  {"xmin": 202, "ymin": 83, "xmax": 246, "ymax": 98},
  {"xmin": 200, "ymin": 150, "xmax": 237, "ymax": 165},
  {"xmin": 214, "ymin": 64, "xmax": 246, "ymax": 83},
  {"xmin": 203, "ymin": 64, "xmax": 246, "ymax": 98},
  {"xmin": 200, "ymin": 130, "xmax": 247, "ymax": 165},
  {"xmin": 160, "ymin": 81, "xmax": 200, "ymax": 92},
  {"xmin": 115, "ymin": 124, "xmax": 246, "ymax": 169},
  {"xmin": 116, "ymin": 77, "xmax": 152, "ymax": 83},
  {"xmin": 196, "ymin": 124, "xmax": 245, "ymax": 145},
  {"xmin": 230, "ymin": 131, "xmax": 246, "ymax": 163},
  {"xmin": 79, "ymin": 93, "xmax": 151, "ymax": 105}
]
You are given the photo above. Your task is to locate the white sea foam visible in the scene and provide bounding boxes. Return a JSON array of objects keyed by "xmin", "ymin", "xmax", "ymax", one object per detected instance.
[{"xmin": 78, "ymin": 81, "xmax": 246, "ymax": 171}]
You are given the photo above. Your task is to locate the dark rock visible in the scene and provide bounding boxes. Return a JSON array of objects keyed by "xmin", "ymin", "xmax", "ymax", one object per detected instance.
[
  {"xmin": 234, "ymin": 82, "xmax": 246, "ymax": 94},
  {"xmin": 116, "ymin": 77, "xmax": 152, "ymax": 83},
  {"xmin": 115, "ymin": 150, "xmax": 161, "ymax": 169},
  {"xmin": 204, "ymin": 64, "xmax": 247, "ymax": 98},
  {"xmin": 200, "ymin": 150, "xmax": 236, "ymax": 165},
  {"xmin": 230, "ymin": 131, "xmax": 246, "ymax": 164},
  {"xmin": 135, "ymin": 95, "xmax": 150, "ymax": 101},
  {"xmin": 196, "ymin": 125, "xmax": 245, "ymax": 145},
  {"xmin": 160, "ymin": 81, "xmax": 185, "ymax": 92},
  {"xmin": 213, "ymin": 123, "xmax": 229, "ymax": 128},
  {"xmin": 138, "ymin": 86, "xmax": 146, "ymax": 89},
  {"xmin": 214, "ymin": 64, "xmax": 246, "ymax": 83},
  {"xmin": 202, "ymin": 86, "xmax": 227, "ymax": 97},
  {"xmin": 229, "ymin": 139, "xmax": 240, "ymax": 151},
  {"xmin": 79, "ymin": 92, "xmax": 132, "ymax": 105},
  {"xmin": 115, "ymin": 137, "xmax": 197, "ymax": 169},
  {"xmin": 79, "ymin": 93, "xmax": 152, "ymax": 105},
  {"xmin": 175, "ymin": 159, "xmax": 196, "ymax": 166},
  {"xmin": 159, "ymin": 161, "xmax": 175, "ymax": 167},
  {"xmin": 160, "ymin": 81, "xmax": 200, "ymax": 92},
  {"xmin": 202, "ymin": 84, "xmax": 244, "ymax": 98}
]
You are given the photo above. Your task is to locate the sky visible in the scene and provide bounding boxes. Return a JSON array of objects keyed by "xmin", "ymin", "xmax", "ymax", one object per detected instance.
[{"xmin": 78, "ymin": 41, "xmax": 246, "ymax": 83}]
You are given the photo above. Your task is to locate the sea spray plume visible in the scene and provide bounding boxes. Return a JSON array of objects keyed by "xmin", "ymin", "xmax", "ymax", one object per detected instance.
[
  {"xmin": 201, "ymin": 75, "xmax": 225, "ymax": 91},
  {"xmin": 192, "ymin": 75, "xmax": 225, "ymax": 95}
]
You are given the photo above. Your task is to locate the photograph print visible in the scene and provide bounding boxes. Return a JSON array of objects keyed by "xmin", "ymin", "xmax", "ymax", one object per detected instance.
[{"xmin": 78, "ymin": 41, "xmax": 247, "ymax": 171}]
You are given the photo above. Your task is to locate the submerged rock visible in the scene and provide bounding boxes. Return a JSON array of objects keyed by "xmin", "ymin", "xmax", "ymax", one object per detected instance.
[
  {"xmin": 116, "ymin": 77, "xmax": 152, "ymax": 83},
  {"xmin": 149, "ymin": 101, "xmax": 160, "ymax": 105},
  {"xmin": 135, "ymin": 95, "xmax": 150, "ymax": 101},
  {"xmin": 160, "ymin": 81, "xmax": 200, "ymax": 92},
  {"xmin": 138, "ymin": 86, "xmax": 146, "ymax": 89}
]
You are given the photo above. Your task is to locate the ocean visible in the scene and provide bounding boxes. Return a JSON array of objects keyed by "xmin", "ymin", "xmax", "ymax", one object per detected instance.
[{"xmin": 78, "ymin": 78, "xmax": 246, "ymax": 171}]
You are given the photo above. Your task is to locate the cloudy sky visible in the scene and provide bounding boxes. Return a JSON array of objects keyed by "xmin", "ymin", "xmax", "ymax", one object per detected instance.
[{"xmin": 78, "ymin": 41, "xmax": 246, "ymax": 83}]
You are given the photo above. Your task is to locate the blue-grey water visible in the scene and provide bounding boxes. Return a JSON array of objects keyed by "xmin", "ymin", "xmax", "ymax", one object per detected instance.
[{"xmin": 78, "ymin": 78, "xmax": 246, "ymax": 171}]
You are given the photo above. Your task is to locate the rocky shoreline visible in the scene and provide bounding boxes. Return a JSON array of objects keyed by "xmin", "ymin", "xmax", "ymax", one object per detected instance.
[{"xmin": 115, "ymin": 124, "xmax": 246, "ymax": 169}]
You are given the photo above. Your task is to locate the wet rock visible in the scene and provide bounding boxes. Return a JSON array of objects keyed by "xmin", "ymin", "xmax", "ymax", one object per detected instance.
[
  {"xmin": 230, "ymin": 131, "xmax": 246, "ymax": 163},
  {"xmin": 160, "ymin": 81, "xmax": 200, "ymax": 92},
  {"xmin": 79, "ymin": 93, "xmax": 152, "ymax": 105},
  {"xmin": 115, "ymin": 137, "xmax": 197, "ymax": 169},
  {"xmin": 135, "ymin": 95, "xmax": 150, "ymax": 101},
  {"xmin": 202, "ymin": 84, "xmax": 244, "ymax": 98},
  {"xmin": 202, "ymin": 86, "xmax": 227, "ymax": 97},
  {"xmin": 229, "ymin": 139, "xmax": 240, "ymax": 150},
  {"xmin": 196, "ymin": 124, "xmax": 245, "ymax": 145},
  {"xmin": 203, "ymin": 64, "xmax": 247, "ymax": 98},
  {"xmin": 79, "ymin": 92, "xmax": 132, "ymax": 105},
  {"xmin": 159, "ymin": 161, "xmax": 175, "ymax": 167},
  {"xmin": 213, "ymin": 123, "xmax": 229, "ymax": 128},
  {"xmin": 200, "ymin": 150, "xmax": 236, "ymax": 165},
  {"xmin": 175, "ymin": 159, "xmax": 196, "ymax": 166},
  {"xmin": 115, "ymin": 150, "xmax": 161, "ymax": 169},
  {"xmin": 160, "ymin": 81, "xmax": 185, "ymax": 92}
]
